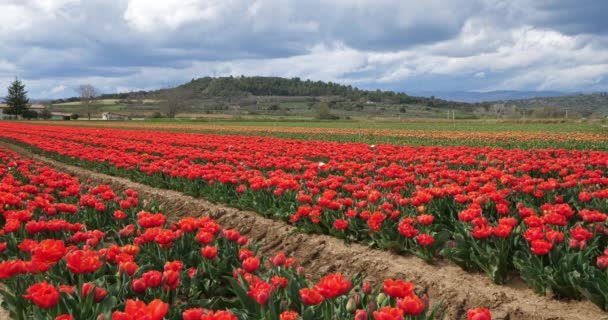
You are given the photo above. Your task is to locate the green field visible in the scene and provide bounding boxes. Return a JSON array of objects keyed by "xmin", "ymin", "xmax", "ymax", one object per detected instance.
[
  {"xmin": 52, "ymin": 99, "xmax": 121, "ymax": 106},
  {"xmin": 51, "ymin": 104, "xmax": 128, "ymax": 112},
  {"xmin": 141, "ymin": 118, "xmax": 607, "ymax": 133},
  {"xmin": 50, "ymin": 99, "xmax": 160, "ymax": 114}
]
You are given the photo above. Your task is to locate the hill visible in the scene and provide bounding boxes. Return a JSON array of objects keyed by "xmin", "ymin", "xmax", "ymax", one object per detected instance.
[
  {"xmin": 410, "ymin": 90, "xmax": 571, "ymax": 103},
  {"xmin": 51, "ymin": 76, "xmax": 487, "ymax": 119},
  {"xmin": 155, "ymin": 76, "xmax": 479, "ymax": 109},
  {"xmin": 49, "ymin": 77, "xmax": 608, "ymax": 119},
  {"xmin": 494, "ymin": 93, "xmax": 608, "ymax": 118}
]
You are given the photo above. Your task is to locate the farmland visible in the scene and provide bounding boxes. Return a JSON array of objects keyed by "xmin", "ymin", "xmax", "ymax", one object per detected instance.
[
  {"xmin": 0, "ymin": 121, "xmax": 607, "ymax": 319},
  {"xmin": 0, "ymin": 146, "xmax": 467, "ymax": 319},
  {"xmin": 24, "ymin": 119, "xmax": 608, "ymax": 151}
]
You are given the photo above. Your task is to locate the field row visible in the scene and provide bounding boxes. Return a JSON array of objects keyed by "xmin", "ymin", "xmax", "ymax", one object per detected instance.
[
  {"xmin": 0, "ymin": 146, "xmax": 497, "ymax": 319},
  {"xmin": 27, "ymin": 120, "xmax": 608, "ymax": 151},
  {"xmin": 0, "ymin": 123, "xmax": 607, "ymax": 311}
]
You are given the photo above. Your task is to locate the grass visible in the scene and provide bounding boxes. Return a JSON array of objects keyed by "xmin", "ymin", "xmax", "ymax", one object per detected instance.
[
  {"xmin": 52, "ymin": 99, "xmax": 120, "ymax": 106},
  {"xmin": 50, "ymin": 104, "xmax": 129, "ymax": 112},
  {"xmin": 137, "ymin": 118, "xmax": 607, "ymax": 133}
]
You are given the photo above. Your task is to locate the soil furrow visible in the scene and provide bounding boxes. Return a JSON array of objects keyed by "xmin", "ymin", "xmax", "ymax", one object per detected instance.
[{"xmin": 1, "ymin": 141, "xmax": 605, "ymax": 320}]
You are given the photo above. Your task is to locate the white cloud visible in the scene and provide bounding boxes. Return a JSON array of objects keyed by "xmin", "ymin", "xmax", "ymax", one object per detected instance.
[
  {"xmin": 0, "ymin": 3, "xmax": 33, "ymax": 33},
  {"xmin": 124, "ymin": 0, "xmax": 227, "ymax": 32},
  {"xmin": 49, "ymin": 84, "xmax": 67, "ymax": 94},
  {"xmin": 491, "ymin": 64, "xmax": 608, "ymax": 91},
  {"xmin": 0, "ymin": 60, "xmax": 17, "ymax": 72}
]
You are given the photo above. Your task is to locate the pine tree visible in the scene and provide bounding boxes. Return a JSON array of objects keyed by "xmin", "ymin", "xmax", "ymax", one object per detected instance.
[{"xmin": 4, "ymin": 78, "xmax": 30, "ymax": 116}]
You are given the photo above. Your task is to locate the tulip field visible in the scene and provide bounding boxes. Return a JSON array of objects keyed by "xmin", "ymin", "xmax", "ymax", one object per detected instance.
[
  {"xmin": 0, "ymin": 146, "xmax": 489, "ymax": 319},
  {"xmin": 23, "ymin": 120, "xmax": 608, "ymax": 151},
  {"xmin": 0, "ymin": 121, "xmax": 607, "ymax": 319}
]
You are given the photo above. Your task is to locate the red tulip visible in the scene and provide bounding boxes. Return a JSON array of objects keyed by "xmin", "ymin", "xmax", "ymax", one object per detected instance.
[
  {"xmin": 467, "ymin": 308, "xmax": 492, "ymax": 320},
  {"xmin": 201, "ymin": 246, "xmax": 218, "ymax": 259},
  {"xmin": 111, "ymin": 299, "xmax": 168, "ymax": 320},
  {"xmin": 299, "ymin": 288, "xmax": 324, "ymax": 305},
  {"xmin": 66, "ymin": 249, "xmax": 103, "ymax": 274},
  {"xmin": 23, "ymin": 281, "xmax": 59, "ymax": 309},
  {"xmin": 242, "ymin": 256, "xmax": 261, "ymax": 273},
  {"xmin": 313, "ymin": 273, "xmax": 352, "ymax": 299},
  {"xmin": 383, "ymin": 279, "xmax": 415, "ymax": 299}
]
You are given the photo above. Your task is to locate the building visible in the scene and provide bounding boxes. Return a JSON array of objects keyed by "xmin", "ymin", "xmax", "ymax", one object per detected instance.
[
  {"xmin": 101, "ymin": 112, "xmax": 129, "ymax": 120},
  {"xmin": 0, "ymin": 103, "xmax": 46, "ymax": 120},
  {"xmin": 51, "ymin": 112, "xmax": 72, "ymax": 120}
]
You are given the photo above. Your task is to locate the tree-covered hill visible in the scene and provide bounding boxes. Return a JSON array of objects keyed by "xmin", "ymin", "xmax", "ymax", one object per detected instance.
[{"xmin": 49, "ymin": 77, "xmax": 607, "ymax": 119}]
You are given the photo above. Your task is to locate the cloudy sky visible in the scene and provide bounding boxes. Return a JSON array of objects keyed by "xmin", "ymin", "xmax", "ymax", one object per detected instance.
[{"xmin": 1, "ymin": 0, "xmax": 607, "ymax": 98}]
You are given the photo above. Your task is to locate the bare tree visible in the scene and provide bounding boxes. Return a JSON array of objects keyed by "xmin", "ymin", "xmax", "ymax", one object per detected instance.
[
  {"xmin": 490, "ymin": 103, "xmax": 505, "ymax": 119},
  {"xmin": 77, "ymin": 84, "xmax": 98, "ymax": 120},
  {"xmin": 159, "ymin": 86, "xmax": 192, "ymax": 118}
]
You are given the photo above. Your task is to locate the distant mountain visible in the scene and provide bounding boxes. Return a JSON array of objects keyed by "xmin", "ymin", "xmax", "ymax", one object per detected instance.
[{"xmin": 409, "ymin": 90, "xmax": 572, "ymax": 103}]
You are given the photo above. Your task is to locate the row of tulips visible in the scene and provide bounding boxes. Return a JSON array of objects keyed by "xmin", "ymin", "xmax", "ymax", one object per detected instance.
[
  {"xmin": 29, "ymin": 120, "xmax": 608, "ymax": 142},
  {"xmin": 0, "ymin": 123, "xmax": 606, "ymax": 308},
  {"xmin": 0, "ymin": 146, "xmax": 491, "ymax": 319}
]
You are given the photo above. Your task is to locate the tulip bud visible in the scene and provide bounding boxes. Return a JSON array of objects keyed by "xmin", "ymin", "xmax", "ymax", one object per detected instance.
[
  {"xmin": 362, "ymin": 281, "xmax": 372, "ymax": 294},
  {"xmin": 421, "ymin": 293, "xmax": 429, "ymax": 308},
  {"xmin": 355, "ymin": 294, "xmax": 361, "ymax": 305},
  {"xmin": 355, "ymin": 309, "xmax": 368, "ymax": 320},
  {"xmin": 597, "ymin": 256, "xmax": 608, "ymax": 269},
  {"xmin": 569, "ymin": 239, "xmax": 586, "ymax": 250},
  {"xmin": 346, "ymin": 297, "xmax": 356, "ymax": 312},
  {"xmin": 368, "ymin": 301, "xmax": 376, "ymax": 313},
  {"xmin": 376, "ymin": 293, "xmax": 387, "ymax": 306}
]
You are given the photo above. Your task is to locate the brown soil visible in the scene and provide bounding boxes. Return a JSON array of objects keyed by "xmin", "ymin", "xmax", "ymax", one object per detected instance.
[{"xmin": 1, "ymin": 141, "xmax": 606, "ymax": 320}]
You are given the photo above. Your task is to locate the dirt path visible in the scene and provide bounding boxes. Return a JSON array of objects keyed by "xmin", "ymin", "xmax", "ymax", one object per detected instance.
[{"xmin": 1, "ymin": 141, "xmax": 606, "ymax": 320}]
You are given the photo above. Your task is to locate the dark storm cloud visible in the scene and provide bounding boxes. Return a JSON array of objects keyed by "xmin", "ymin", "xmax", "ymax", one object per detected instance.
[
  {"xmin": 0, "ymin": 0, "xmax": 606, "ymax": 98},
  {"xmin": 528, "ymin": 0, "xmax": 608, "ymax": 35}
]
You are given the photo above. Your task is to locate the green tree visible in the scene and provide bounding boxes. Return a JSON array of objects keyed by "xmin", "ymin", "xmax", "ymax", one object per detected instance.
[
  {"xmin": 22, "ymin": 109, "xmax": 38, "ymax": 119},
  {"xmin": 4, "ymin": 78, "xmax": 30, "ymax": 116},
  {"xmin": 316, "ymin": 101, "xmax": 338, "ymax": 120},
  {"xmin": 39, "ymin": 107, "xmax": 52, "ymax": 119}
]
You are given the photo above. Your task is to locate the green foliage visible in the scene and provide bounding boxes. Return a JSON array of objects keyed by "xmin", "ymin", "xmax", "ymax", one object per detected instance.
[
  {"xmin": 316, "ymin": 102, "xmax": 339, "ymax": 120},
  {"xmin": 70, "ymin": 113, "xmax": 79, "ymax": 120},
  {"xmin": 39, "ymin": 108, "xmax": 52, "ymax": 120},
  {"xmin": 21, "ymin": 110, "xmax": 38, "ymax": 119},
  {"xmin": 3, "ymin": 78, "xmax": 30, "ymax": 116}
]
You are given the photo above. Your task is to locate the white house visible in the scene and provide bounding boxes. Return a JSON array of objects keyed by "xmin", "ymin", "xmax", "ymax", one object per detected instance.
[{"xmin": 102, "ymin": 112, "xmax": 129, "ymax": 120}]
